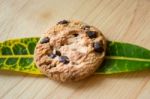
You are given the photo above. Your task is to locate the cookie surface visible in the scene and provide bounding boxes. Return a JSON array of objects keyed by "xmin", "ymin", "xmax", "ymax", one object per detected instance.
[{"xmin": 34, "ymin": 20, "xmax": 106, "ymax": 82}]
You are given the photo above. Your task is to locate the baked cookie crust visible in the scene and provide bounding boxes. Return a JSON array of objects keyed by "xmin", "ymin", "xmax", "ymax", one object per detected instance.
[{"xmin": 34, "ymin": 20, "xmax": 106, "ymax": 82}]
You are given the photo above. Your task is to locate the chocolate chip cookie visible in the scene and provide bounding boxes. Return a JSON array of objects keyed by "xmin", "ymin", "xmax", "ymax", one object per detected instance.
[{"xmin": 34, "ymin": 20, "xmax": 106, "ymax": 82}]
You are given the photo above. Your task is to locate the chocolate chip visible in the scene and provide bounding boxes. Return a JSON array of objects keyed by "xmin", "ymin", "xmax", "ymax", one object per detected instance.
[
  {"xmin": 86, "ymin": 31, "xmax": 97, "ymax": 38},
  {"xmin": 59, "ymin": 56, "xmax": 69, "ymax": 64},
  {"xmin": 55, "ymin": 50, "xmax": 61, "ymax": 56},
  {"xmin": 48, "ymin": 53, "xmax": 56, "ymax": 58},
  {"xmin": 93, "ymin": 42, "xmax": 104, "ymax": 53},
  {"xmin": 40, "ymin": 37, "xmax": 49, "ymax": 44},
  {"xmin": 73, "ymin": 33, "xmax": 78, "ymax": 37},
  {"xmin": 57, "ymin": 20, "xmax": 69, "ymax": 24},
  {"xmin": 81, "ymin": 25, "xmax": 90, "ymax": 30}
]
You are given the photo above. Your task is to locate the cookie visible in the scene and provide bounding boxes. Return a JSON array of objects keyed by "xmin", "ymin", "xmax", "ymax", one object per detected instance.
[{"xmin": 34, "ymin": 20, "xmax": 106, "ymax": 82}]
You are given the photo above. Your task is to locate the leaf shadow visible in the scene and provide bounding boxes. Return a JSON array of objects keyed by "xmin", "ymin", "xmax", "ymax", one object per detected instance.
[
  {"xmin": 0, "ymin": 70, "xmax": 45, "ymax": 78},
  {"xmin": 100, "ymin": 70, "xmax": 150, "ymax": 79},
  {"xmin": 56, "ymin": 70, "xmax": 150, "ymax": 91},
  {"xmin": 0, "ymin": 70, "xmax": 150, "ymax": 91}
]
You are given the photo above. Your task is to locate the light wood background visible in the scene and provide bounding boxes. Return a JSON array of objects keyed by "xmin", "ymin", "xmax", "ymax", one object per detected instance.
[{"xmin": 0, "ymin": 0, "xmax": 150, "ymax": 99}]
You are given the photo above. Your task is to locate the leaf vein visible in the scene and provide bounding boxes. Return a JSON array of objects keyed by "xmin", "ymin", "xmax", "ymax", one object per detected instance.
[{"xmin": 106, "ymin": 56, "xmax": 150, "ymax": 62}]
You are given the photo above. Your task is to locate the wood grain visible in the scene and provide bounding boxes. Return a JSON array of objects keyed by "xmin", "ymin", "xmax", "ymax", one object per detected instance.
[{"xmin": 0, "ymin": 0, "xmax": 150, "ymax": 99}]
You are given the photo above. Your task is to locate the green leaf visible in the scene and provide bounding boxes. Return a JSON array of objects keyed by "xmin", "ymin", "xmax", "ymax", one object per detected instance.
[
  {"xmin": 96, "ymin": 41, "xmax": 150, "ymax": 74},
  {"xmin": 0, "ymin": 38, "xmax": 150, "ymax": 75},
  {"xmin": 0, "ymin": 37, "xmax": 41, "ymax": 74}
]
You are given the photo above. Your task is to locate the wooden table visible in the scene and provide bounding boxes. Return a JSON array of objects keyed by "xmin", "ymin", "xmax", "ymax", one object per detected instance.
[{"xmin": 0, "ymin": 0, "xmax": 150, "ymax": 99}]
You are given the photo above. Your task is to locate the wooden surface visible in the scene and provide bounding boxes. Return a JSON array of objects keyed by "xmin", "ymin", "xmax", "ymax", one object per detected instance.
[{"xmin": 0, "ymin": 0, "xmax": 150, "ymax": 99}]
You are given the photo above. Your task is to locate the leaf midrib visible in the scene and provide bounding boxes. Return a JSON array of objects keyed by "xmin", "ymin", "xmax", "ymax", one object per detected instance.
[
  {"xmin": 106, "ymin": 56, "xmax": 150, "ymax": 62},
  {"xmin": 0, "ymin": 55, "xmax": 150, "ymax": 62}
]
